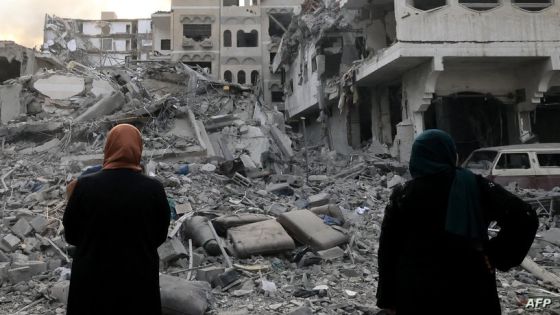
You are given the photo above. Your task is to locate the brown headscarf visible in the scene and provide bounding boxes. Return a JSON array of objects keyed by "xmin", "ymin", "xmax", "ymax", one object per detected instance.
[
  {"xmin": 103, "ymin": 124, "xmax": 143, "ymax": 171},
  {"xmin": 66, "ymin": 124, "xmax": 143, "ymax": 199}
]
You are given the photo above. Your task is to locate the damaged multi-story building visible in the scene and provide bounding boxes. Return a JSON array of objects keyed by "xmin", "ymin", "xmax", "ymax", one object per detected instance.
[
  {"xmin": 150, "ymin": 0, "xmax": 302, "ymax": 107},
  {"xmin": 43, "ymin": 12, "xmax": 153, "ymax": 67},
  {"xmin": 276, "ymin": 0, "xmax": 560, "ymax": 161},
  {"xmin": 42, "ymin": 1, "xmax": 302, "ymax": 108}
]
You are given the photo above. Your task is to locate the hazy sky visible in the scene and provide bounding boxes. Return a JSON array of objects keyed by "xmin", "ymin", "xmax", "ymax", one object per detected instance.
[{"xmin": 0, "ymin": 0, "xmax": 171, "ymax": 48}]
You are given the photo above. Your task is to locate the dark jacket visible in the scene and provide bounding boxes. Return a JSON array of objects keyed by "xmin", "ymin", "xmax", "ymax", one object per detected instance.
[
  {"xmin": 376, "ymin": 171, "xmax": 537, "ymax": 315},
  {"xmin": 63, "ymin": 169, "xmax": 170, "ymax": 315}
]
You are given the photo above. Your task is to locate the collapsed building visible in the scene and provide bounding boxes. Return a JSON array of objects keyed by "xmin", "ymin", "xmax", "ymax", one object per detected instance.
[
  {"xmin": 43, "ymin": 12, "xmax": 153, "ymax": 67},
  {"xmin": 42, "ymin": 0, "xmax": 302, "ymax": 112},
  {"xmin": 275, "ymin": 0, "xmax": 560, "ymax": 161},
  {"xmin": 0, "ymin": 1, "xmax": 560, "ymax": 314}
]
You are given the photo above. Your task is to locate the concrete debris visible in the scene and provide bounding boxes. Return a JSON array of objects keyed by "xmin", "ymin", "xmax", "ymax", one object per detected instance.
[
  {"xmin": 160, "ymin": 274, "xmax": 211, "ymax": 315},
  {"xmin": 0, "ymin": 28, "xmax": 557, "ymax": 315},
  {"xmin": 33, "ymin": 75, "xmax": 85, "ymax": 100}
]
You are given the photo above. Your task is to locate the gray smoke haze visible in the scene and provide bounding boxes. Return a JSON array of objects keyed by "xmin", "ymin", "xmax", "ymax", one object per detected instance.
[{"xmin": 0, "ymin": 0, "xmax": 170, "ymax": 48}]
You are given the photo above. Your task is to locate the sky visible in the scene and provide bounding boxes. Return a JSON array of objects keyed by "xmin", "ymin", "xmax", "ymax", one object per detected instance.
[{"xmin": 0, "ymin": 0, "xmax": 171, "ymax": 48}]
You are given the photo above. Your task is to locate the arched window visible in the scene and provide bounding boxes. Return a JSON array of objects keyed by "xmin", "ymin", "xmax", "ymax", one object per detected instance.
[
  {"xmin": 224, "ymin": 30, "xmax": 232, "ymax": 47},
  {"xmin": 407, "ymin": 0, "xmax": 447, "ymax": 10},
  {"xmin": 251, "ymin": 71, "xmax": 259, "ymax": 86},
  {"xmin": 238, "ymin": 71, "xmax": 246, "ymax": 84},
  {"xmin": 512, "ymin": 0, "xmax": 552, "ymax": 11},
  {"xmin": 237, "ymin": 30, "xmax": 258, "ymax": 47},
  {"xmin": 458, "ymin": 0, "xmax": 499, "ymax": 11},
  {"xmin": 224, "ymin": 70, "xmax": 233, "ymax": 83}
]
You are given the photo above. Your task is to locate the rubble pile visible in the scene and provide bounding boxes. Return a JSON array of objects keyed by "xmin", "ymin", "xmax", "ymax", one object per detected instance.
[{"xmin": 0, "ymin": 60, "xmax": 560, "ymax": 315}]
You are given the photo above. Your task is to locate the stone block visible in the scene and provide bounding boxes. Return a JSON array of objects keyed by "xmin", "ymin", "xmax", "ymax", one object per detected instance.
[
  {"xmin": 158, "ymin": 238, "xmax": 188, "ymax": 263},
  {"xmin": 29, "ymin": 215, "xmax": 49, "ymax": 234},
  {"xmin": 195, "ymin": 266, "xmax": 225, "ymax": 284},
  {"xmin": 307, "ymin": 193, "xmax": 330, "ymax": 208},
  {"xmin": 1, "ymin": 234, "xmax": 21, "ymax": 252},
  {"xmin": 11, "ymin": 218, "xmax": 33, "ymax": 238},
  {"xmin": 49, "ymin": 280, "xmax": 70, "ymax": 304}
]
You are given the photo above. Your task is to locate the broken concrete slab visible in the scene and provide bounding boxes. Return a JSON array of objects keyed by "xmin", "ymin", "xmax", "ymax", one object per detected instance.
[
  {"xmin": 11, "ymin": 218, "xmax": 33, "ymax": 238},
  {"xmin": 75, "ymin": 91, "xmax": 125, "ymax": 122},
  {"xmin": 270, "ymin": 125, "xmax": 294, "ymax": 158},
  {"xmin": 278, "ymin": 210, "xmax": 348, "ymax": 251},
  {"xmin": 91, "ymin": 79, "xmax": 115, "ymax": 98},
  {"xmin": 0, "ymin": 120, "xmax": 63, "ymax": 141},
  {"xmin": 160, "ymin": 274, "xmax": 211, "ymax": 315},
  {"xmin": 195, "ymin": 266, "xmax": 225, "ymax": 284},
  {"xmin": 19, "ymin": 138, "xmax": 60, "ymax": 155},
  {"xmin": 317, "ymin": 246, "xmax": 345, "ymax": 261},
  {"xmin": 158, "ymin": 238, "xmax": 188, "ymax": 263},
  {"xmin": 0, "ymin": 83, "xmax": 26, "ymax": 125},
  {"xmin": 50, "ymin": 280, "xmax": 70, "ymax": 304},
  {"xmin": 33, "ymin": 74, "xmax": 85, "ymax": 100},
  {"xmin": 307, "ymin": 192, "xmax": 331, "ymax": 208},
  {"xmin": 228, "ymin": 220, "xmax": 295, "ymax": 258},
  {"xmin": 8, "ymin": 261, "xmax": 47, "ymax": 283}
]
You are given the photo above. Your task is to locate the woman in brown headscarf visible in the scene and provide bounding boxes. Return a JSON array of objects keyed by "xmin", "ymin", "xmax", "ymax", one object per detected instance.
[{"xmin": 63, "ymin": 124, "xmax": 170, "ymax": 315}]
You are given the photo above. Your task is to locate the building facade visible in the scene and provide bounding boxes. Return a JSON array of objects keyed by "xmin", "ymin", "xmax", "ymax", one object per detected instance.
[
  {"xmin": 43, "ymin": 12, "xmax": 153, "ymax": 67},
  {"xmin": 151, "ymin": 0, "xmax": 302, "ymax": 107},
  {"xmin": 278, "ymin": 0, "xmax": 560, "ymax": 161}
]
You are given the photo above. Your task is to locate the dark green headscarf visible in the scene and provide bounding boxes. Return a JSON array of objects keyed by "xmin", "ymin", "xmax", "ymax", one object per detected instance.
[{"xmin": 409, "ymin": 129, "xmax": 486, "ymax": 241}]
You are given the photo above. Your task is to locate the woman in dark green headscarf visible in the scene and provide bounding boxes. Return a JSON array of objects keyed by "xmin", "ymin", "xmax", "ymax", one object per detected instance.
[{"xmin": 376, "ymin": 129, "xmax": 537, "ymax": 315}]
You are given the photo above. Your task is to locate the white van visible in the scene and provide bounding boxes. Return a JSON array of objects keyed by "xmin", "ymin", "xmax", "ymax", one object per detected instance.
[{"xmin": 463, "ymin": 144, "xmax": 560, "ymax": 190}]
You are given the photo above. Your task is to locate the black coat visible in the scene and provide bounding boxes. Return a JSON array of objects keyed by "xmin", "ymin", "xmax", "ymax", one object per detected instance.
[
  {"xmin": 63, "ymin": 169, "xmax": 170, "ymax": 315},
  {"xmin": 376, "ymin": 170, "xmax": 537, "ymax": 315}
]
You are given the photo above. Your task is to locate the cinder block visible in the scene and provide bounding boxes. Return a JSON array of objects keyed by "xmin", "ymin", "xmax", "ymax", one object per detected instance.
[
  {"xmin": 1, "ymin": 234, "xmax": 21, "ymax": 252},
  {"xmin": 11, "ymin": 218, "xmax": 33, "ymax": 238},
  {"xmin": 29, "ymin": 216, "xmax": 48, "ymax": 234}
]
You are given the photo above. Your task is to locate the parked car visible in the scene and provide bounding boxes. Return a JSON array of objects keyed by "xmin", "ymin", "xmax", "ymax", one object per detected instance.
[{"xmin": 463, "ymin": 143, "xmax": 560, "ymax": 190}]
